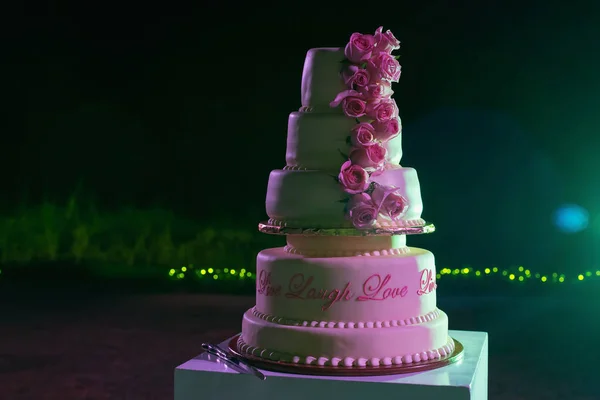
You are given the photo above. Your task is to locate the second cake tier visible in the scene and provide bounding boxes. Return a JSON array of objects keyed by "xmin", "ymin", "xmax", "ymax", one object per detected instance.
[{"xmin": 266, "ymin": 165, "xmax": 425, "ymax": 228}]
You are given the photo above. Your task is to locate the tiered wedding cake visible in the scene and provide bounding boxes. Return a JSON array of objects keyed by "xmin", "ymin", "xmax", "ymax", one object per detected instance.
[{"xmin": 239, "ymin": 27, "xmax": 453, "ymax": 368}]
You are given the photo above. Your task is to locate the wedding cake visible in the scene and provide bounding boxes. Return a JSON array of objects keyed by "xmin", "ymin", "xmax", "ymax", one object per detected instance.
[{"xmin": 238, "ymin": 27, "xmax": 453, "ymax": 368}]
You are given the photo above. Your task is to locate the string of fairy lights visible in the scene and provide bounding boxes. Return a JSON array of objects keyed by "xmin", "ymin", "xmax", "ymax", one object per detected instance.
[{"xmin": 168, "ymin": 264, "xmax": 600, "ymax": 284}]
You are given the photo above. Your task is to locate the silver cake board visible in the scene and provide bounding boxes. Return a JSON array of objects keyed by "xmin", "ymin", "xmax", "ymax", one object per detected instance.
[
  {"xmin": 258, "ymin": 221, "xmax": 436, "ymax": 237},
  {"xmin": 174, "ymin": 330, "xmax": 488, "ymax": 400}
]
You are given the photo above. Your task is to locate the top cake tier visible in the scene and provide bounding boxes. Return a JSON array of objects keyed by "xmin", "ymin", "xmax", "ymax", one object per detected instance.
[{"xmin": 300, "ymin": 48, "xmax": 347, "ymax": 111}]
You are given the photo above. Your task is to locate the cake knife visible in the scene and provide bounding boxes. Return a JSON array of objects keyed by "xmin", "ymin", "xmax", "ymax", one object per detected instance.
[{"xmin": 201, "ymin": 343, "xmax": 266, "ymax": 380}]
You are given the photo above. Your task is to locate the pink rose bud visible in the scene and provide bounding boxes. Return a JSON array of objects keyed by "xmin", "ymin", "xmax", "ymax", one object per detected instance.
[
  {"xmin": 367, "ymin": 98, "xmax": 398, "ymax": 122},
  {"xmin": 349, "ymin": 142, "xmax": 387, "ymax": 169},
  {"xmin": 344, "ymin": 32, "xmax": 376, "ymax": 63},
  {"xmin": 338, "ymin": 160, "xmax": 370, "ymax": 194},
  {"xmin": 371, "ymin": 184, "xmax": 409, "ymax": 221},
  {"xmin": 347, "ymin": 193, "xmax": 378, "ymax": 229},
  {"xmin": 372, "ymin": 117, "xmax": 401, "ymax": 142},
  {"xmin": 374, "ymin": 26, "xmax": 401, "ymax": 54},
  {"xmin": 342, "ymin": 66, "xmax": 371, "ymax": 89},
  {"xmin": 351, "ymin": 123, "xmax": 376, "ymax": 147},
  {"xmin": 367, "ymin": 53, "xmax": 401, "ymax": 82}
]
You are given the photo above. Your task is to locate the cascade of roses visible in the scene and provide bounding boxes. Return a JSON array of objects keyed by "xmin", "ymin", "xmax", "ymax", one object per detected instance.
[{"xmin": 330, "ymin": 26, "xmax": 408, "ymax": 229}]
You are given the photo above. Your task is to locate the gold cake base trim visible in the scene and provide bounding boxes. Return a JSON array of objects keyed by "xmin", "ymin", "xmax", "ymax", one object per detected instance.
[{"xmin": 228, "ymin": 334, "xmax": 463, "ymax": 377}]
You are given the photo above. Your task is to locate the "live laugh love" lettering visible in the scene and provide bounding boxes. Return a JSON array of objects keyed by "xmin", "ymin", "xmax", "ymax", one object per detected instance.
[{"xmin": 257, "ymin": 269, "xmax": 436, "ymax": 311}]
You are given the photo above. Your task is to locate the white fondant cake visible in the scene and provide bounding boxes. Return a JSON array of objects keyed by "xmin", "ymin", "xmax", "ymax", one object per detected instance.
[
  {"xmin": 286, "ymin": 111, "xmax": 403, "ymax": 170},
  {"xmin": 240, "ymin": 27, "xmax": 451, "ymax": 368},
  {"xmin": 266, "ymin": 166, "xmax": 424, "ymax": 229}
]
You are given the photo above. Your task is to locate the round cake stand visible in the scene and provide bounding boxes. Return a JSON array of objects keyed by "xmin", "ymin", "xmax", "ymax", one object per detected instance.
[
  {"xmin": 228, "ymin": 335, "xmax": 463, "ymax": 377},
  {"xmin": 258, "ymin": 221, "xmax": 436, "ymax": 237}
]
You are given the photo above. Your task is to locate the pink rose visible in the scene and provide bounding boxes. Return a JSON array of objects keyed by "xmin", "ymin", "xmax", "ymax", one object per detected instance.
[
  {"xmin": 367, "ymin": 98, "xmax": 398, "ymax": 122},
  {"xmin": 374, "ymin": 26, "xmax": 401, "ymax": 54},
  {"xmin": 349, "ymin": 142, "xmax": 387, "ymax": 169},
  {"xmin": 343, "ymin": 65, "xmax": 371, "ymax": 88},
  {"xmin": 344, "ymin": 33, "xmax": 376, "ymax": 63},
  {"xmin": 372, "ymin": 117, "xmax": 401, "ymax": 142},
  {"xmin": 330, "ymin": 90, "xmax": 368, "ymax": 117},
  {"xmin": 342, "ymin": 97, "xmax": 367, "ymax": 118},
  {"xmin": 372, "ymin": 184, "xmax": 409, "ymax": 221},
  {"xmin": 367, "ymin": 53, "xmax": 401, "ymax": 82},
  {"xmin": 351, "ymin": 123, "xmax": 376, "ymax": 147},
  {"xmin": 338, "ymin": 160, "xmax": 370, "ymax": 194},
  {"xmin": 359, "ymin": 81, "xmax": 393, "ymax": 99},
  {"xmin": 347, "ymin": 193, "xmax": 378, "ymax": 229}
]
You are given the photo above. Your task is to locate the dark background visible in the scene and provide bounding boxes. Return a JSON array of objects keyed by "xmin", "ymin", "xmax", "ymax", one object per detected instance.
[
  {"xmin": 1, "ymin": 4, "xmax": 599, "ymax": 399},
  {"xmin": 3, "ymin": 1, "xmax": 600, "ymax": 270}
]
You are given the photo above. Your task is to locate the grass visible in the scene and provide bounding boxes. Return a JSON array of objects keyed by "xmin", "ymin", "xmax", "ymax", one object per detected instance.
[
  {"xmin": 0, "ymin": 194, "xmax": 598, "ymax": 297},
  {"xmin": 0, "ymin": 194, "xmax": 283, "ymax": 280}
]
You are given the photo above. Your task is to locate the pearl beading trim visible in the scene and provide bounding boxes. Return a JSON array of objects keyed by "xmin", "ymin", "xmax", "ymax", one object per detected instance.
[
  {"xmin": 283, "ymin": 165, "xmax": 310, "ymax": 171},
  {"xmin": 283, "ymin": 244, "xmax": 410, "ymax": 257},
  {"xmin": 298, "ymin": 106, "xmax": 342, "ymax": 113},
  {"xmin": 237, "ymin": 335, "xmax": 455, "ymax": 367},
  {"xmin": 251, "ymin": 307, "xmax": 441, "ymax": 329}
]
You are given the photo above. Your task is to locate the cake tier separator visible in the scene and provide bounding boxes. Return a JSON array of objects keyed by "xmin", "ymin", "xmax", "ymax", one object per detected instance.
[{"xmin": 258, "ymin": 221, "xmax": 435, "ymax": 237}]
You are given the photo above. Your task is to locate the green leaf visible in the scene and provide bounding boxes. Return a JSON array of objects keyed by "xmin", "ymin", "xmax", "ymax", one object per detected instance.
[
  {"xmin": 329, "ymin": 174, "xmax": 340, "ymax": 183},
  {"xmin": 394, "ymin": 55, "xmax": 401, "ymax": 60},
  {"xmin": 340, "ymin": 58, "xmax": 351, "ymax": 64},
  {"xmin": 337, "ymin": 197, "xmax": 350, "ymax": 203},
  {"xmin": 365, "ymin": 181, "xmax": 376, "ymax": 194},
  {"xmin": 338, "ymin": 149, "xmax": 349, "ymax": 161},
  {"xmin": 360, "ymin": 62, "xmax": 367, "ymax": 69},
  {"xmin": 355, "ymin": 118, "xmax": 361, "ymax": 124},
  {"xmin": 345, "ymin": 136, "xmax": 352, "ymax": 145}
]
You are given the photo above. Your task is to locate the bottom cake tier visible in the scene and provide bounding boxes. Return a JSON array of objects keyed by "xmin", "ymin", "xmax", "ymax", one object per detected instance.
[{"xmin": 240, "ymin": 307, "xmax": 452, "ymax": 367}]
